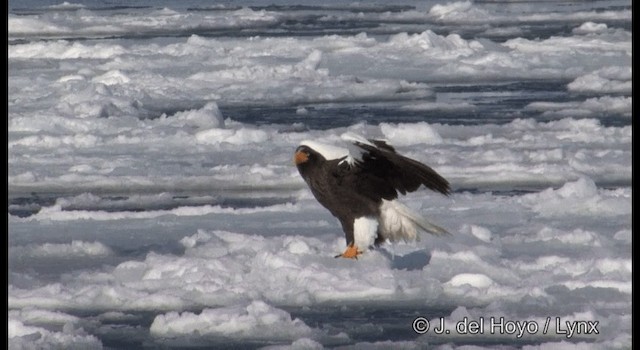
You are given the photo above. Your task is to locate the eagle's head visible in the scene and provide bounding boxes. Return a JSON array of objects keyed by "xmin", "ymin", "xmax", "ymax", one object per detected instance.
[
  {"xmin": 293, "ymin": 144, "xmax": 324, "ymax": 176},
  {"xmin": 295, "ymin": 140, "xmax": 352, "ymax": 167},
  {"xmin": 294, "ymin": 145, "xmax": 312, "ymax": 164}
]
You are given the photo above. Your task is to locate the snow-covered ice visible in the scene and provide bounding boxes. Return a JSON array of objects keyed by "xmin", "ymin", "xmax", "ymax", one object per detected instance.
[{"xmin": 8, "ymin": 0, "xmax": 631, "ymax": 348}]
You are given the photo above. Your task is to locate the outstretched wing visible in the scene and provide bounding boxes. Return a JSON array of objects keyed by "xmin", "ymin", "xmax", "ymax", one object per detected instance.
[{"xmin": 343, "ymin": 133, "xmax": 450, "ymax": 197}]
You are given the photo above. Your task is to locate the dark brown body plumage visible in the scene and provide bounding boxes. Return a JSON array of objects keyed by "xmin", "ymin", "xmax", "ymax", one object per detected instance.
[{"xmin": 295, "ymin": 139, "xmax": 450, "ymax": 246}]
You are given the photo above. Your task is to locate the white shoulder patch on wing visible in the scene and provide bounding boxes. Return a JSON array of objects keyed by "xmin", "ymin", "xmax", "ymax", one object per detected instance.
[
  {"xmin": 340, "ymin": 132, "xmax": 376, "ymax": 147},
  {"xmin": 341, "ymin": 132, "xmax": 393, "ymax": 162},
  {"xmin": 300, "ymin": 139, "xmax": 359, "ymax": 165},
  {"xmin": 339, "ymin": 132, "xmax": 376, "ymax": 164},
  {"xmin": 300, "ymin": 140, "xmax": 349, "ymax": 161},
  {"xmin": 300, "ymin": 132, "xmax": 388, "ymax": 166}
]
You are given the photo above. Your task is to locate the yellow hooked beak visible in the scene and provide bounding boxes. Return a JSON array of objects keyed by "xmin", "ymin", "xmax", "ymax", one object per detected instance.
[{"xmin": 294, "ymin": 150, "xmax": 309, "ymax": 165}]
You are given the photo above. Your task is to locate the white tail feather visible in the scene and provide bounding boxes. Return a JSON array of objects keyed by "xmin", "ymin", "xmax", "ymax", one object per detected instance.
[{"xmin": 379, "ymin": 200, "xmax": 449, "ymax": 242}]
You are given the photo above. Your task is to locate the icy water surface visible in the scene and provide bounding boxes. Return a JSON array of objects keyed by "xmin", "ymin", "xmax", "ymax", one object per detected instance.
[{"xmin": 8, "ymin": 0, "xmax": 631, "ymax": 349}]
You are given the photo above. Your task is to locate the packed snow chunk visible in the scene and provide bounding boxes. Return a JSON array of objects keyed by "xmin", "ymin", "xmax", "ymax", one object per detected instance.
[
  {"xmin": 91, "ymin": 70, "xmax": 131, "ymax": 86},
  {"xmin": 195, "ymin": 127, "xmax": 268, "ymax": 145},
  {"xmin": 179, "ymin": 230, "xmax": 213, "ymax": 249},
  {"xmin": 297, "ymin": 49, "xmax": 323, "ymax": 71},
  {"xmin": 284, "ymin": 237, "xmax": 312, "ymax": 255},
  {"xmin": 515, "ymin": 255, "xmax": 571, "ymax": 272},
  {"xmin": 112, "ymin": 261, "xmax": 149, "ymax": 283},
  {"xmin": 380, "ymin": 122, "xmax": 443, "ymax": 146},
  {"xmin": 10, "ymin": 171, "xmax": 38, "ymax": 183},
  {"xmin": 9, "ymin": 134, "xmax": 101, "ymax": 149},
  {"xmin": 520, "ymin": 177, "xmax": 631, "ymax": 217},
  {"xmin": 8, "ymin": 318, "xmax": 102, "ymax": 349},
  {"xmin": 16, "ymin": 240, "xmax": 113, "ymax": 258},
  {"xmin": 428, "ymin": 1, "xmax": 475, "ymax": 20},
  {"xmin": 613, "ymin": 229, "xmax": 631, "ymax": 243},
  {"xmin": 165, "ymin": 102, "xmax": 224, "ymax": 129},
  {"xmin": 8, "ymin": 40, "xmax": 126, "ymax": 60},
  {"xmin": 567, "ymin": 66, "xmax": 632, "ymax": 94},
  {"xmin": 461, "ymin": 224, "xmax": 492, "ymax": 242},
  {"xmin": 9, "ymin": 309, "xmax": 79, "ymax": 327},
  {"xmin": 48, "ymin": 1, "xmax": 85, "ymax": 9},
  {"xmin": 525, "ymin": 96, "xmax": 631, "ymax": 118},
  {"xmin": 593, "ymin": 258, "xmax": 632, "ymax": 275},
  {"xmin": 261, "ymin": 338, "xmax": 324, "ymax": 350},
  {"xmin": 68, "ymin": 164, "xmax": 95, "ymax": 173},
  {"xmin": 532, "ymin": 227, "xmax": 601, "ymax": 246},
  {"xmin": 445, "ymin": 273, "xmax": 494, "ymax": 288},
  {"xmin": 8, "ymin": 17, "xmax": 67, "ymax": 37},
  {"xmin": 58, "ymin": 74, "xmax": 86, "ymax": 83},
  {"xmin": 150, "ymin": 300, "xmax": 315, "ymax": 340},
  {"xmin": 555, "ymin": 177, "xmax": 598, "ymax": 198},
  {"xmin": 387, "ymin": 30, "xmax": 482, "ymax": 57},
  {"xmin": 563, "ymin": 280, "xmax": 631, "ymax": 294},
  {"xmin": 572, "ymin": 22, "xmax": 609, "ymax": 35},
  {"xmin": 580, "ymin": 96, "xmax": 631, "ymax": 116}
]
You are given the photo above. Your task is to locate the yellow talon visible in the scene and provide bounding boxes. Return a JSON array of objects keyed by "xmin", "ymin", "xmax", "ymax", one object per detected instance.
[{"xmin": 334, "ymin": 243, "xmax": 362, "ymax": 259}]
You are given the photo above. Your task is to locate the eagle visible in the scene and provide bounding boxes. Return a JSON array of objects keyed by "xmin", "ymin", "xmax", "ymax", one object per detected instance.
[{"xmin": 294, "ymin": 132, "xmax": 450, "ymax": 259}]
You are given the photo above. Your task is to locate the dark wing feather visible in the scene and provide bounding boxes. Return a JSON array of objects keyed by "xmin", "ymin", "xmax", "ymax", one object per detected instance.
[
  {"xmin": 353, "ymin": 140, "xmax": 450, "ymax": 196},
  {"xmin": 332, "ymin": 158, "xmax": 398, "ymax": 202}
]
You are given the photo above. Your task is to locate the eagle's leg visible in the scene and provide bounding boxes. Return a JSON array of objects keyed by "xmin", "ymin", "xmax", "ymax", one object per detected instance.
[{"xmin": 334, "ymin": 243, "xmax": 362, "ymax": 259}]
